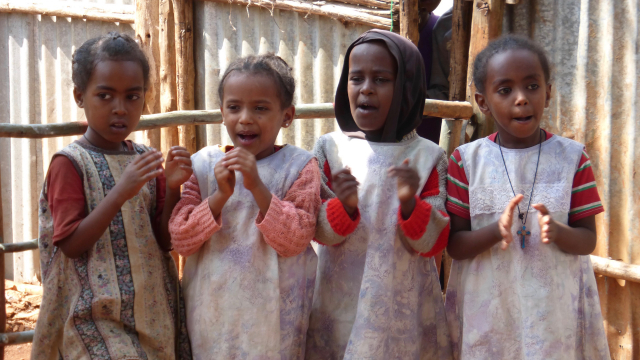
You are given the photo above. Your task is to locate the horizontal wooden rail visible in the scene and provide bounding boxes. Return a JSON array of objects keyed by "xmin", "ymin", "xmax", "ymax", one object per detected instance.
[
  {"xmin": 0, "ymin": 0, "xmax": 135, "ymax": 23},
  {"xmin": 0, "ymin": 240, "xmax": 38, "ymax": 254},
  {"xmin": 0, "ymin": 100, "xmax": 473, "ymax": 139},
  {"xmin": 0, "ymin": 330, "xmax": 34, "ymax": 346},
  {"xmin": 590, "ymin": 255, "xmax": 640, "ymax": 283}
]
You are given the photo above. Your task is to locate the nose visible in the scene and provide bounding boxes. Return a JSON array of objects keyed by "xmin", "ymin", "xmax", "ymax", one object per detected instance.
[
  {"xmin": 360, "ymin": 78, "xmax": 374, "ymax": 95},
  {"xmin": 238, "ymin": 108, "xmax": 252, "ymax": 125},
  {"xmin": 112, "ymin": 97, "xmax": 127, "ymax": 116},
  {"xmin": 514, "ymin": 89, "xmax": 529, "ymax": 107}
]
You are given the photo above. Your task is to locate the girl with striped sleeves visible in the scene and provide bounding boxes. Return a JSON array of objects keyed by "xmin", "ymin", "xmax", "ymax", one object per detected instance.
[{"xmin": 445, "ymin": 35, "xmax": 609, "ymax": 359}]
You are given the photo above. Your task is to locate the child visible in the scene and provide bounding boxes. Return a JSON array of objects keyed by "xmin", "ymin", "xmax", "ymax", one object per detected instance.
[
  {"xmin": 306, "ymin": 30, "xmax": 453, "ymax": 360},
  {"xmin": 445, "ymin": 35, "xmax": 610, "ymax": 359},
  {"xmin": 33, "ymin": 32, "xmax": 193, "ymax": 359},
  {"xmin": 169, "ymin": 54, "xmax": 321, "ymax": 359}
]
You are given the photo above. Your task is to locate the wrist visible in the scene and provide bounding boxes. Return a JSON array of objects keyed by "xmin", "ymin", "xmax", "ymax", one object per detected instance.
[
  {"xmin": 399, "ymin": 196, "xmax": 417, "ymax": 220},
  {"xmin": 342, "ymin": 204, "xmax": 357, "ymax": 217},
  {"xmin": 110, "ymin": 183, "xmax": 131, "ymax": 206}
]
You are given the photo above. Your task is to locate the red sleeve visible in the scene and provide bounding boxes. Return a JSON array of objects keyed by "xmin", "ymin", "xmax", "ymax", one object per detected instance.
[
  {"xmin": 569, "ymin": 150, "xmax": 604, "ymax": 222},
  {"xmin": 321, "ymin": 159, "xmax": 361, "ymax": 236},
  {"xmin": 445, "ymin": 149, "xmax": 470, "ymax": 219},
  {"xmin": 47, "ymin": 156, "xmax": 86, "ymax": 243}
]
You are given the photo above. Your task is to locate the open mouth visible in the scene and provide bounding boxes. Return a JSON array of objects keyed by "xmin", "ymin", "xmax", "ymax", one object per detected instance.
[
  {"xmin": 110, "ymin": 123, "xmax": 127, "ymax": 130},
  {"xmin": 237, "ymin": 132, "xmax": 258, "ymax": 144},
  {"xmin": 513, "ymin": 115, "xmax": 533, "ymax": 122},
  {"xmin": 357, "ymin": 103, "xmax": 378, "ymax": 112}
]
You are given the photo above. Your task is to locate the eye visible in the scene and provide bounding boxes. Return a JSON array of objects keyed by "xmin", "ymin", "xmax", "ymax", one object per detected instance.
[
  {"xmin": 98, "ymin": 93, "xmax": 112, "ymax": 100},
  {"xmin": 349, "ymin": 76, "xmax": 363, "ymax": 83},
  {"xmin": 527, "ymin": 83, "xmax": 540, "ymax": 90},
  {"xmin": 128, "ymin": 94, "xmax": 141, "ymax": 100},
  {"xmin": 375, "ymin": 77, "xmax": 390, "ymax": 84},
  {"xmin": 256, "ymin": 106, "xmax": 269, "ymax": 111},
  {"xmin": 497, "ymin": 87, "xmax": 511, "ymax": 95},
  {"xmin": 227, "ymin": 104, "xmax": 240, "ymax": 111}
]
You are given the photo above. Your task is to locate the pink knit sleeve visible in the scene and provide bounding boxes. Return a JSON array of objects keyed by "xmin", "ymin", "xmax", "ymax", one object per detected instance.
[
  {"xmin": 169, "ymin": 174, "xmax": 222, "ymax": 256},
  {"xmin": 255, "ymin": 158, "xmax": 322, "ymax": 257}
]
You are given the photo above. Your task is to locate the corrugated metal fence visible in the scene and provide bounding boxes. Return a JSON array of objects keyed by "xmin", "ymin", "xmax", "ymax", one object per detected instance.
[
  {"xmin": 504, "ymin": 1, "xmax": 639, "ymax": 358},
  {"xmin": 0, "ymin": 0, "xmax": 638, "ymax": 357}
]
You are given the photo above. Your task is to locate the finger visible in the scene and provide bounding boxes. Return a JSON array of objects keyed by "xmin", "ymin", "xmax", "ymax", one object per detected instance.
[
  {"xmin": 170, "ymin": 149, "xmax": 191, "ymax": 158},
  {"xmin": 532, "ymin": 203, "xmax": 550, "ymax": 216},
  {"xmin": 332, "ymin": 168, "xmax": 352, "ymax": 178},
  {"xmin": 135, "ymin": 150, "xmax": 163, "ymax": 167},
  {"xmin": 335, "ymin": 180, "xmax": 359, "ymax": 193},
  {"xmin": 170, "ymin": 146, "xmax": 188, "ymax": 152},
  {"xmin": 172, "ymin": 157, "xmax": 193, "ymax": 166},
  {"xmin": 507, "ymin": 194, "xmax": 524, "ymax": 212},
  {"xmin": 141, "ymin": 168, "xmax": 163, "ymax": 181}
]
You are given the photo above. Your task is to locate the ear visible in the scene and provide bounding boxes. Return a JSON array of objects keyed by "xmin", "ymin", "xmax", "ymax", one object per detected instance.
[
  {"xmin": 475, "ymin": 92, "xmax": 492, "ymax": 116},
  {"xmin": 281, "ymin": 105, "xmax": 295, "ymax": 128},
  {"xmin": 73, "ymin": 87, "xmax": 85, "ymax": 108},
  {"xmin": 544, "ymin": 83, "xmax": 552, "ymax": 108}
]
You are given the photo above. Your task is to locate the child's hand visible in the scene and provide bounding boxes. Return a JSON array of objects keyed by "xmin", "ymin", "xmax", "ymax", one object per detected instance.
[
  {"xmin": 497, "ymin": 194, "xmax": 524, "ymax": 250},
  {"xmin": 115, "ymin": 149, "xmax": 164, "ymax": 202},
  {"xmin": 222, "ymin": 147, "xmax": 263, "ymax": 191},
  {"xmin": 532, "ymin": 204, "xmax": 558, "ymax": 244},
  {"xmin": 388, "ymin": 159, "xmax": 420, "ymax": 204},
  {"xmin": 165, "ymin": 146, "xmax": 193, "ymax": 190},
  {"xmin": 214, "ymin": 160, "xmax": 235, "ymax": 198},
  {"xmin": 332, "ymin": 168, "xmax": 359, "ymax": 216}
]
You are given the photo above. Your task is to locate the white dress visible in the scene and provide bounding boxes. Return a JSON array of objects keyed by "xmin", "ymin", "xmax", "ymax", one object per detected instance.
[
  {"xmin": 306, "ymin": 131, "xmax": 453, "ymax": 360},
  {"xmin": 183, "ymin": 145, "xmax": 318, "ymax": 360},
  {"xmin": 445, "ymin": 135, "xmax": 610, "ymax": 360}
]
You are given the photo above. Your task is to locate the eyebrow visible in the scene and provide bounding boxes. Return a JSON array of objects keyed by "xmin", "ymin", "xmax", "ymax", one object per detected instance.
[
  {"xmin": 349, "ymin": 68, "xmax": 395, "ymax": 75},
  {"xmin": 224, "ymin": 98, "xmax": 274, "ymax": 104},
  {"xmin": 492, "ymin": 73, "xmax": 542, "ymax": 85},
  {"xmin": 96, "ymin": 85, "xmax": 144, "ymax": 92}
]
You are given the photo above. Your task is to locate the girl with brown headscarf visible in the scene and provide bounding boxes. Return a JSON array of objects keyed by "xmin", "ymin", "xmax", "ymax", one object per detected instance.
[{"xmin": 307, "ymin": 30, "xmax": 453, "ymax": 360}]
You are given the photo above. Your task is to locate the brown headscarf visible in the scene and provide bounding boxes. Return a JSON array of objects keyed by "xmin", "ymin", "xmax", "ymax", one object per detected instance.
[{"xmin": 335, "ymin": 29, "xmax": 427, "ymax": 142}]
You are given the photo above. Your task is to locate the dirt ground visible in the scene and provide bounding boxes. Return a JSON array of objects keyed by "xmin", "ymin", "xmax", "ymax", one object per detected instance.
[{"xmin": 3, "ymin": 280, "xmax": 41, "ymax": 359}]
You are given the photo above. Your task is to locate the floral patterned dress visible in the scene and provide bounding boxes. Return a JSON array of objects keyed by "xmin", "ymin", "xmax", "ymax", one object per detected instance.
[{"xmin": 33, "ymin": 141, "xmax": 191, "ymax": 360}]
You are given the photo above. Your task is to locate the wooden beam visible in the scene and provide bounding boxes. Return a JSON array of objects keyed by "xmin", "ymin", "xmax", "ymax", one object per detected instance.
[
  {"xmin": 159, "ymin": 0, "xmax": 180, "ymax": 158},
  {"xmin": 439, "ymin": 0, "xmax": 473, "ymax": 157},
  {"xmin": 0, "ymin": 100, "xmax": 473, "ymax": 139},
  {"xmin": 591, "ymin": 256, "xmax": 640, "ymax": 284},
  {"xmin": 466, "ymin": 0, "xmax": 504, "ymax": 140},
  {"xmin": 399, "ymin": 0, "xmax": 419, "ymax": 45},
  {"xmin": 172, "ymin": 0, "xmax": 196, "ymax": 154},
  {"xmin": 0, "ymin": 0, "xmax": 134, "ymax": 23},
  {"xmin": 136, "ymin": 0, "xmax": 162, "ymax": 150},
  {"xmin": 331, "ymin": 0, "xmax": 398, "ymax": 11},
  {"xmin": 201, "ymin": 0, "xmax": 392, "ymax": 30}
]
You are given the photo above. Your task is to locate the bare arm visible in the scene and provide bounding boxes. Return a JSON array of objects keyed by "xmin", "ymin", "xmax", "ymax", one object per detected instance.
[{"xmin": 534, "ymin": 204, "xmax": 597, "ymax": 255}]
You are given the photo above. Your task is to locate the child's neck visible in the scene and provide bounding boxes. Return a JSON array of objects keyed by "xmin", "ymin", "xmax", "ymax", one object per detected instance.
[
  {"xmin": 495, "ymin": 127, "xmax": 544, "ymax": 149},
  {"xmin": 82, "ymin": 128, "xmax": 128, "ymax": 151}
]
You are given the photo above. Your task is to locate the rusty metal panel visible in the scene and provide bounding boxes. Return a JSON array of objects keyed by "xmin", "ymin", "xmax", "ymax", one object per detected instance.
[
  {"xmin": 193, "ymin": 1, "xmax": 372, "ymax": 150},
  {"xmin": 0, "ymin": 0, "xmax": 135, "ymax": 282},
  {"xmin": 504, "ymin": 0, "xmax": 640, "ymax": 358}
]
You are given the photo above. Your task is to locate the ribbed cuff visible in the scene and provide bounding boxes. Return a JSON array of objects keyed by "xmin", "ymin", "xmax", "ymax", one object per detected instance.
[
  {"xmin": 326, "ymin": 198, "xmax": 360, "ymax": 236},
  {"xmin": 398, "ymin": 196, "xmax": 432, "ymax": 240}
]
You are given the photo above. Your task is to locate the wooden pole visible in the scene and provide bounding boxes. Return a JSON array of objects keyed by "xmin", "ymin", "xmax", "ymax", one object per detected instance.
[
  {"xmin": 465, "ymin": 0, "xmax": 504, "ymax": 140},
  {"xmin": 399, "ymin": 0, "xmax": 419, "ymax": 45},
  {"xmin": 0, "ymin": 101, "xmax": 473, "ymax": 139},
  {"xmin": 0, "ymin": 172, "xmax": 5, "ymax": 360},
  {"xmin": 135, "ymin": 0, "xmax": 162, "ymax": 150},
  {"xmin": 202, "ymin": 0, "xmax": 392, "ymax": 30},
  {"xmin": 0, "ymin": 0, "xmax": 134, "ymax": 23},
  {"xmin": 172, "ymin": 0, "xmax": 196, "ymax": 154},
  {"xmin": 159, "ymin": 0, "xmax": 179, "ymax": 155}
]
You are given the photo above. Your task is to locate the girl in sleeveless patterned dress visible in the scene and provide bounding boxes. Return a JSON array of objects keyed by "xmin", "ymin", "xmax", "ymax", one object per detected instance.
[
  {"xmin": 169, "ymin": 54, "xmax": 321, "ymax": 359},
  {"xmin": 445, "ymin": 35, "xmax": 610, "ymax": 359},
  {"xmin": 33, "ymin": 32, "xmax": 193, "ymax": 359},
  {"xmin": 306, "ymin": 30, "xmax": 453, "ymax": 360}
]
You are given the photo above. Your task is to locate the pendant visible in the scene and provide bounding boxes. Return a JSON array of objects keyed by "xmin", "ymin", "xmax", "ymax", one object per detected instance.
[{"xmin": 517, "ymin": 225, "xmax": 531, "ymax": 249}]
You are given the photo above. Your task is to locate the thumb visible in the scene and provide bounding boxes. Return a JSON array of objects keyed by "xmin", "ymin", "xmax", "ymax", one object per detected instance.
[
  {"xmin": 402, "ymin": 158, "xmax": 410, "ymax": 166},
  {"xmin": 532, "ymin": 203, "xmax": 549, "ymax": 216}
]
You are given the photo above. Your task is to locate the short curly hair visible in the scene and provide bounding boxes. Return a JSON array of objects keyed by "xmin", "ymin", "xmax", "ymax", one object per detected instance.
[
  {"xmin": 72, "ymin": 31, "xmax": 150, "ymax": 92},
  {"xmin": 473, "ymin": 35, "xmax": 551, "ymax": 94},
  {"xmin": 218, "ymin": 53, "xmax": 295, "ymax": 109}
]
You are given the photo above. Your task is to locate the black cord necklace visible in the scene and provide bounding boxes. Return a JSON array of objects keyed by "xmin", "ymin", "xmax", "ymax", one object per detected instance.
[{"xmin": 497, "ymin": 129, "xmax": 543, "ymax": 249}]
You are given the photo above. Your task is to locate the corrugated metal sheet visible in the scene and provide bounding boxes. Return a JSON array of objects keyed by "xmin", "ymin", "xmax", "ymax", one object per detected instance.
[
  {"xmin": 0, "ymin": 0, "xmax": 135, "ymax": 282},
  {"xmin": 504, "ymin": 1, "xmax": 639, "ymax": 358},
  {"xmin": 193, "ymin": 0, "xmax": 371, "ymax": 150}
]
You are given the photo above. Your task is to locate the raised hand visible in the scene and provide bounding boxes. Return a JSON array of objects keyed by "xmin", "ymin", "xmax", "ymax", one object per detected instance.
[
  {"xmin": 221, "ymin": 147, "xmax": 263, "ymax": 191},
  {"xmin": 497, "ymin": 194, "xmax": 524, "ymax": 250},
  {"xmin": 165, "ymin": 146, "xmax": 193, "ymax": 190},
  {"xmin": 532, "ymin": 203, "xmax": 558, "ymax": 244},
  {"xmin": 115, "ymin": 149, "xmax": 164, "ymax": 202},
  {"xmin": 388, "ymin": 159, "xmax": 420, "ymax": 203},
  {"xmin": 214, "ymin": 158, "xmax": 236, "ymax": 198},
  {"xmin": 332, "ymin": 168, "xmax": 359, "ymax": 216}
]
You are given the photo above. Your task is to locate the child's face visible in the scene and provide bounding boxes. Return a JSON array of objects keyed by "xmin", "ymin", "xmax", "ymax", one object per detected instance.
[
  {"xmin": 475, "ymin": 49, "xmax": 551, "ymax": 146},
  {"xmin": 221, "ymin": 72, "xmax": 294, "ymax": 160},
  {"xmin": 74, "ymin": 60, "xmax": 145, "ymax": 147},
  {"xmin": 347, "ymin": 42, "xmax": 397, "ymax": 140}
]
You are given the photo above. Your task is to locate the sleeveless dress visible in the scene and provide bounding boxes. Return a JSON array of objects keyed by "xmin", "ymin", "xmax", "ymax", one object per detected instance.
[
  {"xmin": 33, "ymin": 141, "xmax": 191, "ymax": 360},
  {"xmin": 183, "ymin": 144, "xmax": 318, "ymax": 360},
  {"xmin": 306, "ymin": 131, "xmax": 453, "ymax": 360},
  {"xmin": 445, "ymin": 135, "xmax": 610, "ymax": 360}
]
